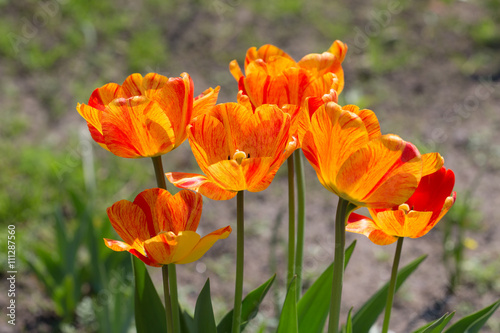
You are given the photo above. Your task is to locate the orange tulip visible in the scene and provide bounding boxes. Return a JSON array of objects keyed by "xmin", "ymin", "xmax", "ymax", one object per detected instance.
[
  {"xmin": 346, "ymin": 167, "xmax": 456, "ymax": 245},
  {"xmin": 77, "ymin": 72, "xmax": 219, "ymax": 158},
  {"xmin": 301, "ymin": 100, "xmax": 444, "ymax": 208},
  {"xmin": 229, "ymin": 41, "xmax": 347, "ymax": 110},
  {"xmin": 104, "ymin": 188, "xmax": 231, "ymax": 266},
  {"xmin": 166, "ymin": 103, "xmax": 297, "ymax": 200}
]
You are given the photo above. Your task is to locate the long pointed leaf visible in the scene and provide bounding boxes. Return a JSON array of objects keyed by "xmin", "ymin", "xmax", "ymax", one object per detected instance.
[
  {"xmin": 351, "ymin": 255, "xmax": 427, "ymax": 333},
  {"xmin": 194, "ymin": 279, "xmax": 217, "ymax": 333},
  {"xmin": 132, "ymin": 256, "xmax": 167, "ymax": 333},
  {"xmin": 180, "ymin": 308, "xmax": 196, "ymax": 333},
  {"xmin": 217, "ymin": 274, "xmax": 276, "ymax": 333},
  {"xmin": 412, "ymin": 312, "xmax": 455, "ymax": 333},
  {"xmin": 297, "ymin": 240, "xmax": 356, "ymax": 333},
  {"xmin": 444, "ymin": 299, "xmax": 500, "ymax": 333},
  {"xmin": 277, "ymin": 277, "xmax": 298, "ymax": 333},
  {"xmin": 342, "ymin": 308, "xmax": 353, "ymax": 333}
]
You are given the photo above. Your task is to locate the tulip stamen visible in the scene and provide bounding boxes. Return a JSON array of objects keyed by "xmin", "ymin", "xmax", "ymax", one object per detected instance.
[
  {"xmin": 398, "ymin": 203, "xmax": 410, "ymax": 214},
  {"xmin": 233, "ymin": 150, "xmax": 247, "ymax": 165}
]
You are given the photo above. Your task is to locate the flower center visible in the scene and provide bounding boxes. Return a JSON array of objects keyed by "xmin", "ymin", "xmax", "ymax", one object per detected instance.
[
  {"xmin": 233, "ymin": 150, "xmax": 247, "ymax": 165},
  {"xmin": 398, "ymin": 203, "xmax": 410, "ymax": 214},
  {"xmin": 158, "ymin": 231, "xmax": 176, "ymax": 241}
]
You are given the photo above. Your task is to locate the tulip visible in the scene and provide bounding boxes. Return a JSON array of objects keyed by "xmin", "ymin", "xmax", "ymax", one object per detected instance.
[
  {"xmin": 229, "ymin": 40, "xmax": 347, "ymax": 110},
  {"xmin": 166, "ymin": 102, "xmax": 296, "ymax": 200},
  {"xmin": 77, "ymin": 72, "xmax": 219, "ymax": 158},
  {"xmin": 346, "ymin": 167, "xmax": 456, "ymax": 245},
  {"xmin": 104, "ymin": 188, "xmax": 231, "ymax": 266},
  {"xmin": 301, "ymin": 100, "xmax": 444, "ymax": 209}
]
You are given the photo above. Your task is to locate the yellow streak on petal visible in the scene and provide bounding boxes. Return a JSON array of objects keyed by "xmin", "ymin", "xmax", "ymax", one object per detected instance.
[{"xmin": 176, "ymin": 226, "xmax": 232, "ymax": 264}]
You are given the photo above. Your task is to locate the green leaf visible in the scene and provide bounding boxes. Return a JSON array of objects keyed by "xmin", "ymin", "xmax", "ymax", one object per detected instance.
[
  {"xmin": 444, "ymin": 299, "xmax": 500, "ymax": 333},
  {"xmin": 412, "ymin": 312, "xmax": 455, "ymax": 333},
  {"xmin": 351, "ymin": 255, "xmax": 427, "ymax": 333},
  {"xmin": 132, "ymin": 256, "xmax": 167, "ymax": 333},
  {"xmin": 342, "ymin": 308, "xmax": 353, "ymax": 333},
  {"xmin": 180, "ymin": 308, "xmax": 196, "ymax": 333},
  {"xmin": 217, "ymin": 274, "xmax": 276, "ymax": 333},
  {"xmin": 277, "ymin": 277, "xmax": 298, "ymax": 333},
  {"xmin": 297, "ymin": 240, "xmax": 356, "ymax": 333},
  {"xmin": 194, "ymin": 279, "xmax": 217, "ymax": 333}
]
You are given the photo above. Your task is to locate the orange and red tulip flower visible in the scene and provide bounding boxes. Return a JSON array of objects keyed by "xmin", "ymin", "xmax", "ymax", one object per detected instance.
[
  {"xmin": 229, "ymin": 40, "xmax": 347, "ymax": 110},
  {"xmin": 104, "ymin": 188, "xmax": 231, "ymax": 266},
  {"xmin": 346, "ymin": 167, "xmax": 456, "ymax": 245},
  {"xmin": 166, "ymin": 103, "xmax": 297, "ymax": 200},
  {"xmin": 301, "ymin": 100, "xmax": 444, "ymax": 209},
  {"xmin": 77, "ymin": 72, "xmax": 219, "ymax": 158}
]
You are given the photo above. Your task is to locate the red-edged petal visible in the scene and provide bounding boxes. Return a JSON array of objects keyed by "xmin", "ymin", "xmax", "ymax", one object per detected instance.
[
  {"xmin": 166, "ymin": 172, "xmax": 237, "ymax": 200},
  {"xmin": 88, "ymin": 83, "xmax": 122, "ymax": 110},
  {"xmin": 336, "ymin": 135, "xmax": 422, "ymax": 208},
  {"xmin": 346, "ymin": 212, "xmax": 398, "ymax": 245},
  {"xmin": 106, "ymin": 199, "xmax": 151, "ymax": 253}
]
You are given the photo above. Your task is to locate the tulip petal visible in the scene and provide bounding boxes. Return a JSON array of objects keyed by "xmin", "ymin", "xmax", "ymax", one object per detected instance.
[
  {"xmin": 131, "ymin": 188, "xmax": 166, "ymax": 238},
  {"xmin": 421, "ymin": 153, "xmax": 444, "ymax": 176},
  {"xmin": 104, "ymin": 238, "xmax": 160, "ymax": 266},
  {"xmin": 406, "ymin": 167, "xmax": 455, "ymax": 221},
  {"xmin": 346, "ymin": 213, "xmax": 398, "ymax": 245},
  {"xmin": 245, "ymin": 44, "xmax": 295, "ymax": 67},
  {"xmin": 342, "ymin": 105, "xmax": 381, "ymax": 140},
  {"xmin": 106, "ymin": 200, "xmax": 151, "ymax": 254},
  {"xmin": 121, "ymin": 73, "xmax": 144, "ymax": 97},
  {"xmin": 176, "ymin": 226, "xmax": 232, "ymax": 264},
  {"xmin": 154, "ymin": 73, "xmax": 193, "ymax": 147},
  {"xmin": 192, "ymin": 86, "xmax": 220, "ymax": 119},
  {"xmin": 166, "ymin": 172, "xmax": 238, "ymax": 200},
  {"xmin": 229, "ymin": 60, "xmax": 244, "ymax": 81},
  {"xmin": 302, "ymin": 102, "xmax": 369, "ymax": 190},
  {"xmin": 303, "ymin": 73, "xmax": 340, "ymax": 104},
  {"xmin": 158, "ymin": 190, "xmax": 203, "ymax": 234},
  {"xmin": 142, "ymin": 72, "xmax": 170, "ymax": 99},
  {"xmin": 88, "ymin": 83, "xmax": 122, "ymax": 110},
  {"xmin": 77, "ymin": 103, "xmax": 103, "ymax": 135},
  {"xmin": 336, "ymin": 135, "xmax": 422, "ymax": 208},
  {"xmin": 327, "ymin": 40, "xmax": 348, "ymax": 63},
  {"xmin": 102, "ymin": 97, "xmax": 175, "ymax": 158},
  {"xmin": 144, "ymin": 231, "xmax": 201, "ymax": 265}
]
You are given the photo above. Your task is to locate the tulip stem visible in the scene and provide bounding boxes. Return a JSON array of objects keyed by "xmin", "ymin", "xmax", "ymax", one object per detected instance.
[
  {"xmin": 328, "ymin": 197, "xmax": 355, "ymax": 333},
  {"xmin": 287, "ymin": 154, "xmax": 296, "ymax": 288},
  {"xmin": 152, "ymin": 156, "xmax": 180, "ymax": 333},
  {"xmin": 168, "ymin": 264, "xmax": 180, "ymax": 333},
  {"xmin": 232, "ymin": 191, "xmax": 245, "ymax": 333},
  {"xmin": 152, "ymin": 156, "xmax": 167, "ymax": 190},
  {"xmin": 294, "ymin": 150, "xmax": 306, "ymax": 301},
  {"xmin": 382, "ymin": 237, "xmax": 404, "ymax": 333},
  {"xmin": 162, "ymin": 265, "xmax": 174, "ymax": 333}
]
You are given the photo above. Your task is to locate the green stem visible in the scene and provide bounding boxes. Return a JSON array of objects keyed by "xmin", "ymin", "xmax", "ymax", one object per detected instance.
[
  {"xmin": 294, "ymin": 150, "xmax": 306, "ymax": 301},
  {"xmin": 152, "ymin": 156, "xmax": 167, "ymax": 190},
  {"xmin": 162, "ymin": 265, "xmax": 174, "ymax": 333},
  {"xmin": 168, "ymin": 264, "xmax": 180, "ymax": 333},
  {"xmin": 232, "ymin": 191, "xmax": 245, "ymax": 333},
  {"xmin": 287, "ymin": 154, "xmax": 296, "ymax": 288},
  {"xmin": 327, "ymin": 198, "xmax": 353, "ymax": 333},
  {"xmin": 152, "ymin": 156, "xmax": 180, "ymax": 333},
  {"xmin": 382, "ymin": 237, "xmax": 404, "ymax": 333}
]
